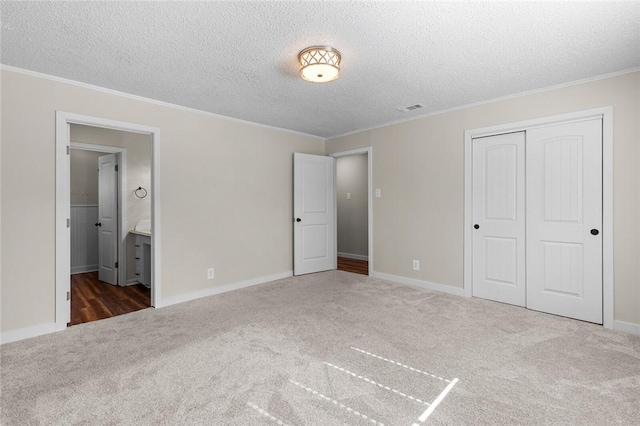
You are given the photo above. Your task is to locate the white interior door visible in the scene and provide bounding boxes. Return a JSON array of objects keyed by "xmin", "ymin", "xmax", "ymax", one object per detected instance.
[
  {"xmin": 293, "ymin": 153, "xmax": 336, "ymax": 275},
  {"xmin": 98, "ymin": 154, "xmax": 118, "ymax": 285},
  {"xmin": 472, "ymin": 132, "xmax": 526, "ymax": 306},
  {"xmin": 526, "ymin": 119, "xmax": 603, "ymax": 323}
]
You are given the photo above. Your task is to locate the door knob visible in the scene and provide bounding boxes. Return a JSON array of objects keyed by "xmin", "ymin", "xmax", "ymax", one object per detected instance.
[
  {"xmin": 590, "ymin": 229, "xmax": 599, "ymax": 235},
  {"xmin": 296, "ymin": 218, "xmax": 302, "ymax": 222},
  {"xmin": 95, "ymin": 222, "xmax": 102, "ymax": 227},
  {"xmin": 474, "ymin": 224, "xmax": 479, "ymax": 229}
]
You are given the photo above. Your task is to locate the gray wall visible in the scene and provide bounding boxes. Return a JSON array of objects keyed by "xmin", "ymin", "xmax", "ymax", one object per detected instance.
[
  {"xmin": 69, "ymin": 149, "xmax": 101, "ymax": 273},
  {"xmin": 336, "ymin": 154, "xmax": 368, "ymax": 258},
  {"xmin": 70, "ymin": 149, "xmax": 100, "ymax": 205},
  {"xmin": 0, "ymin": 69, "xmax": 324, "ymax": 333},
  {"xmin": 327, "ymin": 71, "xmax": 640, "ymax": 326}
]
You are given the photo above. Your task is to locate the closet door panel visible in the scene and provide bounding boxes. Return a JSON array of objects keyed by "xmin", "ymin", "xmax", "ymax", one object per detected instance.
[
  {"xmin": 472, "ymin": 132, "xmax": 526, "ymax": 307},
  {"xmin": 526, "ymin": 119, "xmax": 603, "ymax": 324}
]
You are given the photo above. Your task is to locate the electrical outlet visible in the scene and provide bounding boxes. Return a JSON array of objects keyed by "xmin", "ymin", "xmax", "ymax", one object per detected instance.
[
  {"xmin": 413, "ymin": 260, "xmax": 420, "ymax": 271},
  {"xmin": 347, "ymin": 192, "xmax": 351, "ymax": 200},
  {"xmin": 375, "ymin": 188, "xmax": 381, "ymax": 198},
  {"xmin": 207, "ymin": 268, "xmax": 215, "ymax": 279}
]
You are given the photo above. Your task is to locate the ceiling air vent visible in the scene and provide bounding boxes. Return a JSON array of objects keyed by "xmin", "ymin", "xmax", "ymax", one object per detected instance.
[{"xmin": 397, "ymin": 103, "xmax": 424, "ymax": 113}]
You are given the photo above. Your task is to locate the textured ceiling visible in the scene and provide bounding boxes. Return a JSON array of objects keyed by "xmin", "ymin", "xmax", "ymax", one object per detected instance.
[{"xmin": 2, "ymin": 1, "xmax": 639, "ymax": 138}]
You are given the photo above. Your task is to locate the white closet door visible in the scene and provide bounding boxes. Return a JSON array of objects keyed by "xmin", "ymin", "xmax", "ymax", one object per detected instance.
[
  {"xmin": 526, "ymin": 119, "xmax": 602, "ymax": 324},
  {"xmin": 472, "ymin": 132, "xmax": 526, "ymax": 306}
]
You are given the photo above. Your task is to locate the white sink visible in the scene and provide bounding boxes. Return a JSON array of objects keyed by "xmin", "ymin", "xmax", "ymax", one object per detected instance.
[{"xmin": 134, "ymin": 219, "xmax": 151, "ymax": 234}]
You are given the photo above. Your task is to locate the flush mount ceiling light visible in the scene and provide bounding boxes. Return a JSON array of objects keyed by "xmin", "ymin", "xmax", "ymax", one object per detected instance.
[{"xmin": 298, "ymin": 46, "xmax": 341, "ymax": 83}]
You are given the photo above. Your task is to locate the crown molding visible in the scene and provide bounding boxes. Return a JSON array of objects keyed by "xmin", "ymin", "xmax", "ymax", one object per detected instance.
[
  {"xmin": 329, "ymin": 66, "xmax": 640, "ymax": 140},
  {"xmin": 0, "ymin": 64, "xmax": 326, "ymax": 141}
]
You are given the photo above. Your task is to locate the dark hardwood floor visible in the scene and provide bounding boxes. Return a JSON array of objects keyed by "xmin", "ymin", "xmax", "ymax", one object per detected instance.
[
  {"xmin": 69, "ymin": 272, "xmax": 150, "ymax": 326},
  {"xmin": 337, "ymin": 257, "xmax": 369, "ymax": 275}
]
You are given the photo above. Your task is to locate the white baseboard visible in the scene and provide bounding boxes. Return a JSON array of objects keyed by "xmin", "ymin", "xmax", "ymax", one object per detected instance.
[
  {"xmin": 0, "ymin": 322, "xmax": 63, "ymax": 345},
  {"xmin": 371, "ymin": 271, "xmax": 466, "ymax": 297},
  {"xmin": 71, "ymin": 266, "xmax": 98, "ymax": 275},
  {"xmin": 125, "ymin": 278, "xmax": 141, "ymax": 286},
  {"xmin": 157, "ymin": 270, "xmax": 293, "ymax": 308},
  {"xmin": 373, "ymin": 271, "xmax": 639, "ymax": 335},
  {"xmin": 614, "ymin": 320, "xmax": 640, "ymax": 336},
  {"xmin": 3, "ymin": 274, "xmax": 637, "ymax": 343},
  {"xmin": 337, "ymin": 252, "xmax": 369, "ymax": 261}
]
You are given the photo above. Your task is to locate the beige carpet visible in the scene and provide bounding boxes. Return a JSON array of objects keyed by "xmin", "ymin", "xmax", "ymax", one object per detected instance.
[{"xmin": 1, "ymin": 270, "xmax": 639, "ymax": 425}]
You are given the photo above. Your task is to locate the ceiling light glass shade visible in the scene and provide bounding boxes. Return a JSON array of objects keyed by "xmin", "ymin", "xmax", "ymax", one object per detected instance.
[{"xmin": 298, "ymin": 46, "xmax": 341, "ymax": 83}]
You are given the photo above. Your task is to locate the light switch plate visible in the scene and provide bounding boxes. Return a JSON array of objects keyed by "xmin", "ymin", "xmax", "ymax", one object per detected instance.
[
  {"xmin": 375, "ymin": 188, "xmax": 381, "ymax": 198},
  {"xmin": 347, "ymin": 192, "xmax": 351, "ymax": 200}
]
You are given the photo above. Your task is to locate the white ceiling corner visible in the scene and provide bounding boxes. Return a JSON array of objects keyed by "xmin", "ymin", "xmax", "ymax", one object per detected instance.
[{"xmin": 1, "ymin": 1, "xmax": 639, "ymax": 138}]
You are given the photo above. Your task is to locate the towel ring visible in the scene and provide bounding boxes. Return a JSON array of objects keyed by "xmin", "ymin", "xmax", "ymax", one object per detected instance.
[{"xmin": 134, "ymin": 187, "xmax": 148, "ymax": 199}]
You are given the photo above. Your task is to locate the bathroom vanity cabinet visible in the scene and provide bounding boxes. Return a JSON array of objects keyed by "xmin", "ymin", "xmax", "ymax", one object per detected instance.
[{"xmin": 131, "ymin": 231, "xmax": 151, "ymax": 288}]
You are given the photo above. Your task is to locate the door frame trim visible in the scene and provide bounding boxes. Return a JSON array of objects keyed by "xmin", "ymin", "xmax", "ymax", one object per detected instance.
[
  {"xmin": 70, "ymin": 143, "xmax": 127, "ymax": 288},
  {"xmin": 55, "ymin": 111, "xmax": 161, "ymax": 330},
  {"xmin": 463, "ymin": 106, "xmax": 614, "ymax": 328},
  {"xmin": 330, "ymin": 147, "xmax": 373, "ymax": 275}
]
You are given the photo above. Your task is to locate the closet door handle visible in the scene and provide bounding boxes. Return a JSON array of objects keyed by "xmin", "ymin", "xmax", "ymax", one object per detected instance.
[
  {"xmin": 590, "ymin": 229, "xmax": 599, "ymax": 235},
  {"xmin": 95, "ymin": 222, "xmax": 102, "ymax": 227},
  {"xmin": 296, "ymin": 218, "xmax": 302, "ymax": 222},
  {"xmin": 474, "ymin": 224, "xmax": 479, "ymax": 229}
]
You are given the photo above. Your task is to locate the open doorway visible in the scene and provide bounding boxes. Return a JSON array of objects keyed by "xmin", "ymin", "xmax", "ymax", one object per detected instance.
[
  {"xmin": 331, "ymin": 148, "xmax": 372, "ymax": 276},
  {"xmin": 56, "ymin": 112, "xmax": 161, "ymax": 330},
  {"xmin": 59, "ymin": 119, "xmax": 156, "ymax": 326}
]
